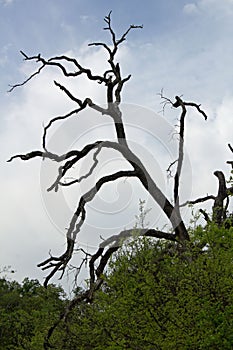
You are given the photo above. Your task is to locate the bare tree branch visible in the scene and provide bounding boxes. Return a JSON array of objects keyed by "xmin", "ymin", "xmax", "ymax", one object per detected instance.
[
  {"xmin": 99, "ymin": 228, "xmax": 177, "ymax": 249},
  {"xmin": 159, "ymin": 94, "xmax": 208, "ymax": 217},
  {"xmin": 38, "ymin": 238, "xmax": 75, "ymax": 288},
  {"xmin": 8, "ymin": 48, "xmax": 109, "ymax": 93},
  {"xmin": 166, "ymin": 159, "xmax": 178, "ymax": 178},
  {"xmin": 180, "ymin": 195, "xmax": 215, "ymax": 207},
  {"xmin": 226, "ymin": 143, "xmax": 233, "ymax": 169},
  {"xmin": 37, "ymin": 169, "xmax": 137, "ymax": 284},
  {"xmin": 199, "ymin": 209, "xmax": 210, "ymax": 223},
  {"xmin": 228, "ymin": 143, "xmax": 233, "ymax": 153},
  {"xmin": 41, "ymin": 95, "xmax": 108, "ymax": 151},
  {"xmin": 172, "ymin": 97, "xmax": 186, "ymax": 208},
  {"xmin": 183, "ymin": 101, "xmax": 208, "ymax": 120},
  {"xmin": 8, "ymin": 57, "xmax": 45, "ymax": 92},
  {"xmin": 160, "ymin": 95, "xmax": 208, "ymax": 226},
  {"xmin": 46, "ymin": 142, "xmax": 103, "ymax": 192},
  {"xmin": 212, "ymin": 170, "xmax": 228, "ymax": 225},
  {"xmin": 53, "ymin": 80, "xmax": 110, "ymax": 115},
  {"xmin": 102, "ymin": 11, "xmax": 143, "ymax": 50},
  {"xmin": 7, "ymin": 150, "xmax": 45, "ymax": 162},
  {"xmin": 227, "ymin": 161, "xmax": 233, "ymax": 169},
  {"xmin": 7, "ymin": 142, "xmax": 102, "ymax": 164},
  {"xmin": 181, "ymin": 170, "xmax": 231, "ymax": 226},
  {"xmin": 158, "ymin": 89, "xmax": 174, "ymax": 114},
  {"xmin": 60, "ymin": 145, "xmax": 102, "ymax": 187}
]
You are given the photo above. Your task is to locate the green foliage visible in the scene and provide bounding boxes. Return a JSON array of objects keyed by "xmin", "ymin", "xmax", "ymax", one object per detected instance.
[
  {"xmin": 0, "ymin": 278, "xmax": 66, "ymax": 349},
  {"xmin": 1, "ymin": 225, "xmax": 233, "ymax": 349},
  {"xmin": 62, "ymin": 225, "xmax": 233, "ymax": 349}
]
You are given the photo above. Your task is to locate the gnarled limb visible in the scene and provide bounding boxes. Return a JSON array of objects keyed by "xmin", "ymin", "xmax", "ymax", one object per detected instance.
[
  {"xmin": 181, "ymin": 170, "xmax": 230, "ymax": 226},
  {"xmin": 212, "ymin": 170, "xmax": 228, "ymax": 225}
]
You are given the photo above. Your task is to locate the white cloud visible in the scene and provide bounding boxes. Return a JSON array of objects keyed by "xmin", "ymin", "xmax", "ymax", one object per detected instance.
[
  {"xmin": 0, "ymin": 0, "xmax": 13, "ymax": 6},
  {"xmin": 184, "ymin": 0, "xmax": 233, "ymax": 17},
  {"xmin": 79, "ymin": 15, "xmax": 96, "ymax": 22},
  {"xmin": 0, "ymin": 44, "xmax": 11, "ymax": 67},
  {"xmin": 183, "ymin": 3, "xmax": 199, "ymax": 15},
  {"xmin": 80, "ymin": 15, "xmax": 90, "ymax": 22}
]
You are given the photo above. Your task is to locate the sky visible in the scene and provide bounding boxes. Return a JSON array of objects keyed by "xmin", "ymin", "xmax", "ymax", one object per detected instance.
[{"xmin": 0, "ymin": 0, "xmax": 233, "ymax": 292}]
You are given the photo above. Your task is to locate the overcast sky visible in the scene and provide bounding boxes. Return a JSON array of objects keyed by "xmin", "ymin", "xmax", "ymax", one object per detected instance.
[{"xmin": 0, "ymin": 0, "xmax": 233, "ymax": 291}]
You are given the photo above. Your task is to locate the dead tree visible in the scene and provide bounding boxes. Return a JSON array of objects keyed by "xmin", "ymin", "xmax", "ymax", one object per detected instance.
[
  {"xmin": 8, "ymin": 12, "xmax": 208, "ymax": 288},
  {"xmin": 180, "ymin": 144, "xmax": 233, "ymax": 225},
  {"xmin": 8, "ymin": 13, "xmax": 212, "ymax": 344}
]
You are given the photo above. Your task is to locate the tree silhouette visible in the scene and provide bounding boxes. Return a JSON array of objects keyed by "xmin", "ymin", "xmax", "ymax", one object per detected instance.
[{"xmin": 8, "ymin": 13, "xmax": 233, "ymax": 340}]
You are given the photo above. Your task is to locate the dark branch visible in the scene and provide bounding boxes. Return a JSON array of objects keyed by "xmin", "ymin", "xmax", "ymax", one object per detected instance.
[
  {"xmin": 183, "ymin": 101, "xmax": 208, "ymax": 120},
  {"xmin": 227, "ymin": 161, "xmax": 233, "ymax": 169},
  {"xmin": 67, "ymin": 170, "xmax": 137, "ymax": 241},
  {"xmin": 42, "ymin": 107, "xmax": 83, "ymax": 151},
  {"xmin": 99, "ymin": 228, "xmax": 177, "ymax": 250},
  {"xmin": 166, "ymin": 159, "xmax": 178, "ymax": 178},
  {"xmin": 227, "ymin": 144, "xmax": 233, "ymax": 169},
  {"xmin": 42, "ymin": 95, "xmax": 108, "ymax": 151},
  {"xmin": 38, "ymin": 238, "xmax": 75, "ymax": 288},
  {"xmin": 228, "ymin": 143, "xmax": 233, "ymax": 153},
  {"xmin": 60, "ymin": 146, "xmax": 102, "ymax": 187},
  {"xmin": 8, "ymin": 50, "xmax": 108, "ymax": 93},
  {"xmin": 173, "ymin": 97, "xmax": 186, "ymax": 208},
  {"xmin": 158, "ymin": 89, "xmax": 174, "ymax": 114},
  {"xmin": 38, "ymin": 170, "xmax": 137, "ymax": 286},
  {"xmin": 8, "ymin": 59, "xmax": 45, "ymax": 92},
  {"xmin": 7, "ymin": 150, "xmax": 44, "ymax": 162},
  {"xmin": 180, "ymin": 195, "xmax": 215, "ymax": 207},
  {"xmin": 160, "ymin": 94, "xmax": 207, "ymax": 223},
  {"xmin": 199, "ymin": 209, "xmax": 210, "ymax": 223},
  {"xmin": 54, "ymin": 80, "xmax": 83, "ymax": 106},
  {"xmin": 88, "ymin": 42, "xmax": 112, "ymax": 55},
  {"xmin": 103, "ymin": 11, "xmax": 143, "ymax": 49},
  {"xmin": 7, "ymin": 142, "xmax": 103, "ymax": 166},
  {"xmin": 47, "ymin": 141, "xmax": 103, "ymax": 192},
  {"xmin": 212, "ymin": 170, "xmax": 227, "ymax": 225}
]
